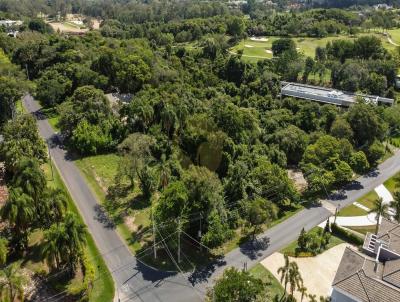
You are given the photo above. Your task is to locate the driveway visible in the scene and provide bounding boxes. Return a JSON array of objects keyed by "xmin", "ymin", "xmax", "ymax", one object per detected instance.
[{"xmin": 261, "ymin": 243, "xmax": 351, "ymax": 301}]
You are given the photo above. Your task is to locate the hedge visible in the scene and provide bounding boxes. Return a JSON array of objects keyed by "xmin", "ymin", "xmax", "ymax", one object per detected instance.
[{"xmin": 331, "ymin": 223, "xmax": 364, "ymax": 246}]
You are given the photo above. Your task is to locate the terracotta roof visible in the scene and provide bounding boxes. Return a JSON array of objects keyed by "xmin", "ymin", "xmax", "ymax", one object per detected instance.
[{"xmin": 333, "ymin": 247, "xmax": 400, "ymax": 302}]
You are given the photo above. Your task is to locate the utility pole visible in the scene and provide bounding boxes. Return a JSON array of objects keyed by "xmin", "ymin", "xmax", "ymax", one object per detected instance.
[
  {"xmin": 177, "ymin": 218, "xmax": 181, "ymax": 263},
  {"xmin": 152, "ymin": 208, "xmax": 157, "ymax": 259},
  {"xmin": 47, "ymin": 141, "xmax": 54, "ymax": 181},
  {"xmin": 198, "ymin": 213, "xmax": 202, "ymax": 252}
]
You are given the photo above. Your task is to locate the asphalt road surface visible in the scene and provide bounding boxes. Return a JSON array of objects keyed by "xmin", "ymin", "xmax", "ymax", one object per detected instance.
[{"xmin": 23, "ymin": 94, "xmax": 400, "ymax": 302}]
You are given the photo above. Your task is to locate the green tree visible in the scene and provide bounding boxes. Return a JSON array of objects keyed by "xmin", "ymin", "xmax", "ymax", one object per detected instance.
[
  {"xmin": 278, "ymin": 254, "xmax": 290, "ymax": 293},
  {"xmin": 39, "ymin": 188, "xmax": 68, "ymax": 227},
  {"xmin": 0, "ymin": 261, "xmax": 27, "ymax": 302},
  {"xmin": 35, "ymin": 69, "xmax": 72, "ymax": 107},
  {"xmin": 117, "ymin": 133, "xmax": 155, "ymax": 188},
  {"xmin": 346, "ymin": 102, "xmax": 387, "ymax": 148},
  {"xmin": 350, "ymin": 151, "xmax": 370, "ymax": 173},
  {"xmin": 1, "ymin": 115, "xmax": 46, "ymax": 172},
  {"xmin": 369, "ymin": 197, "xmax": 389, "ymax": 234},
  {"xmin": 288, "ymin": 262, "xmax": 303, "ymax": 297},
  {"xmin": 1, "ymin": 188, "xmax": 35, "ymax": 251},
  {"xmin": 330, "ymin": 117, "xmax": 353, "ymax": 141},
  {"xmin": 390, "ymin": 192, "xmax": 400, "ymax": 223},
  {"xmin": 0, "ymin": 76, "xmax": 24, "ymax": 124},
  {"xmin": 227, "ymin": 17, "xmax": 245, "ymax": 39},
  {"xmin": 366, "ymin": 140, "xmax": 385, "ymax": 166},
  {"xmin": 243, "ymin": 197, "xmax": 277, "ymax": 239},
  {"xmin": 42, "ymin": 212, "xmax": 87, "ymax": 271},
  {"xmin": 272, "ymin": 38, "xmax": 296, "ymax": 56},
  {"xmin": 297, "ymin": 228, "xmax": 310, "ymax": 252},
  {"xmin": 12, "ymin": 158, "xmax": 46, "ymax": 203},
  {"xmin": 0, "ymin": 237, "xmax": 8, "ymax": 266},
  {"xmin": 211, "ymin": 267, "xmax": 267, "ymax": 302}
]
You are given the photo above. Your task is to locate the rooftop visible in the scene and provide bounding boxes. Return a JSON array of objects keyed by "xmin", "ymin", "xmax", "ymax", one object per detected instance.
[
  {"xmin": 333, "ymin": 247, "xmax": 400, "ymax": 302},
  {"xmin": 281, "ymin": 82, "xmax": 394, "ymax": 107}
]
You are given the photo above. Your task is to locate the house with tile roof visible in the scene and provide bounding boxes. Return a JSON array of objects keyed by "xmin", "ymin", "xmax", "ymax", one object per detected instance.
[{"xmin": 331, "ymin": 218, "xmax": 400, "ymax": 302}]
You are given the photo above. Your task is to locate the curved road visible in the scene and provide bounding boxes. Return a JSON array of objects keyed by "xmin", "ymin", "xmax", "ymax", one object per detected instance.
[{"xmin": 24, "ymin": 95, "xmax": 400, "ymax": 302}]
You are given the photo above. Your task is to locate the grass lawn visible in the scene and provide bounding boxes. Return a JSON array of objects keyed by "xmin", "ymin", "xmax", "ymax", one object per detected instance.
[
  {"xmin": 75, "ymin": 153, "xmax": 152, "ymax": 255},
  {"xmin": 388, "ymin": 28, "xmax": 400, "ymax": 44},
  {"xmin": 357, "ymin": 190, "xmax": 379, "ymax": 209},
  {"xmin": 280, "ymin": 226, "xmax": 344, "ymax": 257},
  {"xmin": 44, "ymin": 162, "xmax": 114, "ymax": 302},
  {"xmin": 338, "ymin": 204, "xmax": 368, "ymax": 217},
  {"xmin": 347, "ymin": 225, "xmax": 376, "ymax": 236},
  {"xmin": 231, "ymin": 32, "xmax": 397, "ymax": 62},
  {"xmin": 384, "ymin": 171, "xmax": 400, "ymax": 194},
  {"xmin": 250, "ymin": 264, "xmax": 284, "ymax": 300}
]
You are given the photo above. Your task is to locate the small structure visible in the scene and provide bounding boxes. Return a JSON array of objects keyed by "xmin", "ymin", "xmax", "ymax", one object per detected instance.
[
  {"xmin": 331, "ymin": 218, "xmax": 400, "ymax": 302},
  {"xmin": 0, "ymin": 20, "xmax": 22, "ymax": 27},
  {"xmin": 281, "ymin": 82, "xmax": 394, "ymax": 107}
]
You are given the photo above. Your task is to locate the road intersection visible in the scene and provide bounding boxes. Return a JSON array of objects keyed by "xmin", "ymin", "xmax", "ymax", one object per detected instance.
[{"xmin": 24, "ymin": 94, "xmax": 400, "ymax": 302}]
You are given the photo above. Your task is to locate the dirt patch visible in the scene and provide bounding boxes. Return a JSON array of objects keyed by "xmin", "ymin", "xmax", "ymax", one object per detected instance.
[
  {"xmin": 261, "ymin": 243, "xmax": 351, "ymax": 301},
  {"xmin": 49, "ymin": 22, "xmax": 88, "ymax": 34},
  {"xmin": 124, "ymin": 216, "xmax": 138, "ymax": 232},
  {"xmin": 288, "ymin": 169, "xmax": 307, "ymax": 191},
  {"xmin": 0, "ymin": 162, "xmax": 8, "ymax": 206}
]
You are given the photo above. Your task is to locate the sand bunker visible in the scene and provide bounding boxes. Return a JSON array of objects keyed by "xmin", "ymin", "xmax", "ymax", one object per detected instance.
[
  {"xmin": 244, "ymin": 44, "xmax": 254, "ymax": 48},
  {"xmin": 250, "ymin": 36, "xmax": 268, "ymax": 42},
  {"xmin": 265, "ymin": 49, "xmax": 273, "ymax": 54}
]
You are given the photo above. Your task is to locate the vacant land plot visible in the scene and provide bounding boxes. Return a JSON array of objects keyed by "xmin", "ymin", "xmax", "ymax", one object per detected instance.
[{"xmin": 49, "ymin": 22, "xmax": 88, "ymax": 33}]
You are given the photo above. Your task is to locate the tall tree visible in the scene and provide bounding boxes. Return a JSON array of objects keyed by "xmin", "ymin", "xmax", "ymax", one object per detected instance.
[
  {"xmin": 0, "ymin": 261, "xmax": 27, "ymax": 302},
  {"xmin": 390, "ymin": 192, "xmax": 400, "ymax": 223},
  {"xmin": 1, "ymin": 188, "xmax": 35, "ymax": 251},
  {"xmin": 369, "ymin": 197, "xmax": 389, "ymax": 234}
]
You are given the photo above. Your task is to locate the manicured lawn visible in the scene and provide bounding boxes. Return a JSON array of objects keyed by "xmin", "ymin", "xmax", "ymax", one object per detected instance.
[
  {"xmin": 347, "ymin": 225, "xmax": 376, "ymax": 236},
  {"xmin": 338, "ymin": 204, "xmax": 368, "ymax": 217},
  {"xmin": 44, "ymin": 162, "xmax": 114, "ymax": 302},
  {"xmin": 280, "ymin": 226, "xmax": 344, "ymax": 257},
  {"xmin": 249, "ymin": 264, "xmax": 284, "ymax": 300},
  {"xmin": 231, "ymin": 33, "xmax": 397, "ymax": 62},
  {"xmin": 388, "ymin": 28, "xmax": 400, "ymax": 44},
  {"xmin": 357, "ymin": 190, "xmax": 379, "ymax": 209},
  {"xmin": 384, "ymin": 171, "xmax": 400, "ymax": 194}
]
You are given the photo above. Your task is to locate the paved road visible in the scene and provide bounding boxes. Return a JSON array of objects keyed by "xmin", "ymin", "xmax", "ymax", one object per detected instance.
[{"xmin": 24, "ymin": 95, "xmax": 400, "ymax": 302}]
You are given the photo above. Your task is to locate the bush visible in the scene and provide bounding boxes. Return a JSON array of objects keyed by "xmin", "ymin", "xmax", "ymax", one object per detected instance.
[{"xmin": 331, "ymin": 223, "xmax": 363, "ymax": 245}]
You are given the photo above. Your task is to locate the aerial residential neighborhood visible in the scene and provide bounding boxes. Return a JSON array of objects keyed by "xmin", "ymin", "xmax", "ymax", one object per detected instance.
[{"xmin": 3, "ymin": 0, "xmax": 400, "ymax": 302}]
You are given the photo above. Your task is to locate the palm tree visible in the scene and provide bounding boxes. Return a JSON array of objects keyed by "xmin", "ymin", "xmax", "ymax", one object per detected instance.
[
  {"xmin": 298, "ymin": 284, "xmax": 307, "ymax": 302},
  {"xmin": 309, "ymin": 294, "xmax": 318, "ymax": 302},
  {"xmin": 0, "ymin": 261, "xmax": 27, "ymax": 302},
  {"xmin": 288, "ymin": 262, "xmax": 303, "ymax": 297},
  {"xmin": 42, "ymin": 212, "xmax": 87, "ymax": 271},
  {"xmin": 369, "ymin": 197, "xmax": 390, "ymax": 234},
  {"xmin": 278, "ymin": 254, "xmax": 290, "ymax": 294},
  {"xmin": 1, "ymin": 188, "xmax": 35, "ymax": 251},
  {"xmin": 12, "ymin": 158, "xmax": 46, "ymax": 202},
  {"xmin": 390, "ymin": 191, "xmax": 400, "ymax": 223},
  {"xmin": 40, "ymin": 188, "xmax": 67, "ymax": 226},
  {"xmin": 42, "ymin": 223, "xmax": 66, "ymax": 270}
]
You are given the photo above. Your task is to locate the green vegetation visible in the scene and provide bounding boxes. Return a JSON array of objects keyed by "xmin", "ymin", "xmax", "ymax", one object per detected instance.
[
  {"xmin": 338, "ymin": 204, "xmax": 368, "ymax": 216},
  {"xmin": 45, "ymin": 162, "xmax": 114, "ymax": 302},
  {"xmin": 281, "ymin": 226, "xmax": 344, "ymax": 257},
  {"xmin": 249, "ymin": 264, "xmax": 284, "ymax": 300},
  {"xmin": 347, "ymin": 225, "xmax": 376, "ymax": 236}
]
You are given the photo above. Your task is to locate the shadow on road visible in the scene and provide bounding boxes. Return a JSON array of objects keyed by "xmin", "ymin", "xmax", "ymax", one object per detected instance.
[
  {"xmin": 93, "ymin": 204, "xmax": 116, "ymax": 229},
  {"xmin": 188, "ymin": 255, "xmax": 226, "ymax": 286},
  {"xmin": 239, "ymin": 237, "xmax": 270, "ymax": 260}
]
